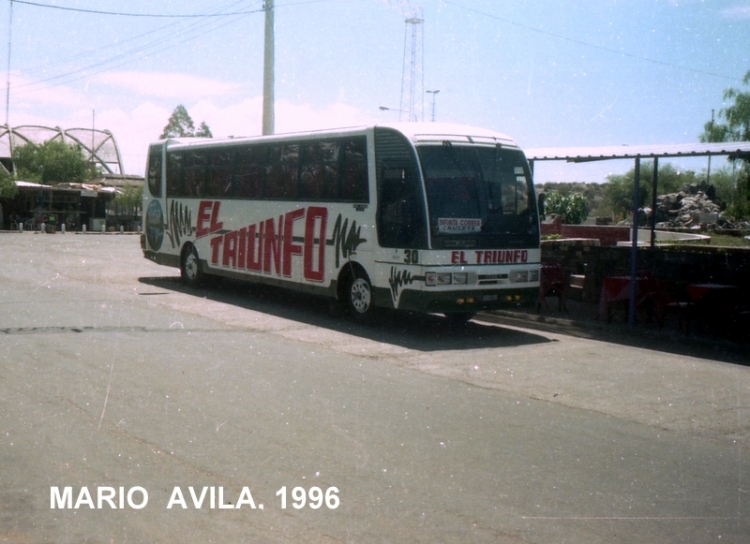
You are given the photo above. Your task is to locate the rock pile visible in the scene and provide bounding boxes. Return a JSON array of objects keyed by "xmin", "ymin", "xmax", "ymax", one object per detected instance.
[
  {"xmin": 653, "ymin": 189, "xmax": 722, "ymax": 229},
  {"xmin": 619, "ymin": 183, "xmax": 750, "ymax": 231}
]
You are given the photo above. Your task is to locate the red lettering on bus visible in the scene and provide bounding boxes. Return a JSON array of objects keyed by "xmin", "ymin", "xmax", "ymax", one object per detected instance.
[
  {"xmin": 210, "ymin": 235, "xmax": 223, "ymax": 265},
  {"xmin": 282, "ymin": 209, "xmax": 305, "ymax": 277},
  {"xmin": 246, "ymin": 223, "xmax": 262, "ymax": 271},
  {"xmin": 222, "ymin": 231, "xmax": 238, "ymax": 268},
  {"xmin": 197, "ymin": 200, "xmax": 224, "ymax": 238},
  {"xmin": 303, "ymin": 207, "xmax": 328, "ymax": 282},
  {"xmin": 263, "ymin": 216, "xmax": 283, "ymax": 275},
  {"xmin": 473, "ymin": 249, "xmax": 529, "ymax": 264},
  {"xmin": 196, "ymin": 200, "xmax": 213, "ymax": 238},
  {"xmin": 210, "ymin": 201, "xmax": 223, "ymax": 234},
  {"xmin": 237, "ymin": 227, "xmax": 247, "ymax": 269},
  {"xmin": 198, "ymin": 204, "xmax": 332, "ymax": 282}
]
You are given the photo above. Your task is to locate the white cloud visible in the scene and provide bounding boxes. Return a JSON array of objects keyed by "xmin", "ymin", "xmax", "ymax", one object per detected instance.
[
  {"xmin": 92, "ymin": 71, "xmax": 244, "ymax": 98},
  {"xmin": 721, "ymin": 5, "xmax": 750, "ymax": 19},
  {"xmin": 7, "ymin": 65, "xmax": 378, "ymax": 176},
  {"xmin": 105, "ymin": 98, "xmax": 377, "ymax": 175},
  {"xmin": 8, "ymin": 72, "xmax": 88, "ymax": 111}
]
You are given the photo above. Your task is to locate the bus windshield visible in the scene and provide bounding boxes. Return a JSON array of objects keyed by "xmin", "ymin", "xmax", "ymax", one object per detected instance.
[{"xmin": 417, "ymin": 144, "xmax": 538, "ymax": 249}]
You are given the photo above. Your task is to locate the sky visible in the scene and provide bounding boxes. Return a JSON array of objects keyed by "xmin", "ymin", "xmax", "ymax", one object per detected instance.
[{"xmin": 2, "ymin": 0, "xmax": 749, "ymax": 182}]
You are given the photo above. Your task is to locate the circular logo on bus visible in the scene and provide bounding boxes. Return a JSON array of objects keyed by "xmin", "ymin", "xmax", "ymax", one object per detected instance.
[{"xmin": 145, "ymin": 200, "xmax": 165, "ymax": 251}]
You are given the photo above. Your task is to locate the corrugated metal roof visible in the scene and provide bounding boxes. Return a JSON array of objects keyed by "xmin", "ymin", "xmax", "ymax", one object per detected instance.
[{"xmin": 526, "ymin": 141, "xmax": 750, "ymax": 162}]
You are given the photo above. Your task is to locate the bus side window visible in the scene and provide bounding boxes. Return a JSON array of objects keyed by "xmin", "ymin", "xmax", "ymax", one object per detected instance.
[
  {"xmin": 341, "ymin": 138, "xmax": 368, "ymax": 202},
  {"xmin": 206, "ymin": 149, "xmax": 234, "ymax": 198},
  {"xmin": 378, "ymin": 167, "xmax": 421, "ymax": 248},
  {"xmin": 166, "ymin": 152, "xmax": 183, "ymax": 197},
  {"xmin": 183, "ymin": 151, "xmax": 206, "ymax": 198},
  {"xmin": 234, "ymin": 145, "xmax": 266, "ymax": 198},
  {"xmin": 147, "ymin": 146, "xmax": 162, "ymax": 197},
  {"xmin": 266, "ymin": 144, "xmax": 299, "ymax": 199}
]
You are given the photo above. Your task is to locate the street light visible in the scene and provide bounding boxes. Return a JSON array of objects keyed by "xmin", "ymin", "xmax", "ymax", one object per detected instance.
[
  {"xmin": 379, "ymin": 106, "xmax": 407, "ymax": 116},
  {"xmin": 426, "ymin": 90, "xmax": 440, "ymax": 122}
]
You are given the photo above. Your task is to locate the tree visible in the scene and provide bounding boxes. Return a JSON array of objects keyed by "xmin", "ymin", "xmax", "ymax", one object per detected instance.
[
  {"xmin": 12, "ymin": 140, "xmax": 96, "ymax": 183},
  {"xmin": 195, "ymin": 121, "xmax": 213, "ymax": 138},
  {"xmin": 113, "ymin": 184, "xmax": 142, "ymax": 212},
  {"xmin": 0, "ymin": 169, "xmax": 18, "ymax": 199},
  {"xmin": 701, "ymin": 71, "xmax": 750, "ymax": 143},
  {"xmin": 603, "ymin": 163, "xmax": 700, "ymax": 219},
  {"xmin": 545, "ymin": 191, "xmax": 589, "ymax": 224},
  {"xmin": 159, "ymin": 105, "xmax": 213, "ymax": 139},
  {"xmin": 700, "ymin": 70, "xmax": 750, "ymax": 219}
]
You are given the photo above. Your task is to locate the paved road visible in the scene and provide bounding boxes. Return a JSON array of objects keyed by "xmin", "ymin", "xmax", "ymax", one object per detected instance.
[{"xmin": 1, "ymin": 233, "xmax": 748, "ymax": 543}]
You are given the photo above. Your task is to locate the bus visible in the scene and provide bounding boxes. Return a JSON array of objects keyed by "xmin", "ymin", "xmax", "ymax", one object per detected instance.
[{"xmin": 141, "ymin": 123, "xmax": 541, "ymax": 323}]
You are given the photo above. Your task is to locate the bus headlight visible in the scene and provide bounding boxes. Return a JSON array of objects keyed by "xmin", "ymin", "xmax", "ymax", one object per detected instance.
[
  {"xmin": 510, "ymin": 270, "xmax": 529, "ymax": 283},
  {"xmin": 437, "ymin": 273, "xmax": 452, "ymax": 285},
  {"xmin": 425, "ymin": 272, "xmax": 437, "ymax": 286},
  {"xmin": 453, "ymin": 272, "xmax": 468, "ymax": 285}
]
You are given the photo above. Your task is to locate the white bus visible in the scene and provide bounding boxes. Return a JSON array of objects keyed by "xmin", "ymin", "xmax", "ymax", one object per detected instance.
[{"xmin": 141, "ymin": 123, "xmax": 541, "ymax": 322}]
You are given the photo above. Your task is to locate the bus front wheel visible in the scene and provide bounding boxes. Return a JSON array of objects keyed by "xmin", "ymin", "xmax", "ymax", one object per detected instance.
[
  {"xmin": 181, "ymin": 245, "xmax": 205, "ymax": 287},
  {"xmin": 346, "ymin": 272, "xmax": 375, "ymax": 321}
]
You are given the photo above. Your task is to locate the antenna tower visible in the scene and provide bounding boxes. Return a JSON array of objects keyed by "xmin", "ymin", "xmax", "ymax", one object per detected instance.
[{"xmin": 399, "ymin": 16, "xmax": 424, "ymax": 122}]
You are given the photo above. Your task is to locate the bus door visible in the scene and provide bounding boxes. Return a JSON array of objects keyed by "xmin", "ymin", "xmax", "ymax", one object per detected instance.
[
  {"xmin": 377, "ymin": 165, "xmax": 426, "ymax": 249},
  {"xmin": 374, "ymin": 128, "xmax": 427, "ymax": 250}
]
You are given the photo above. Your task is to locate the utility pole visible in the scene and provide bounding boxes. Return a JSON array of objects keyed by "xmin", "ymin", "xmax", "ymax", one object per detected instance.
[
  {"xmin": 4, "ymin": 0, "xmax": 14, "ymax": 175},
  {"xmin": 262, "ymin": 0, "xmax": 275, "ymax": 135},
  {"xmin": 706, "ymin": 109, "xmax": 714, "ymax": 184}
]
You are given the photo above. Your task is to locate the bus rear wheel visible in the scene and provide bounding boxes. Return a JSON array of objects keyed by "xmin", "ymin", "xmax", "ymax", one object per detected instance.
[
  {"xmin": 181, "ymin": 245, "xmax": 205, "ymax": 287},
  {"xmin": 346, "ymin": 271, "xmax": 375, "ymax": 322}
]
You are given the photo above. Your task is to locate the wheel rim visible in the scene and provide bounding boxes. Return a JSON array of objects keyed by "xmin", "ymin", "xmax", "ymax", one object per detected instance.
[
  {"xmin": 350, "ymin": 278, "xmax": 372, "ymax": 314},
  {"xmin": 184, "ymin": 252, "xmax": 199, "ymax": 280}
]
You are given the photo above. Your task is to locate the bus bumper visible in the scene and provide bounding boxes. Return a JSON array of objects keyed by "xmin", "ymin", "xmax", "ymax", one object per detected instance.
[{"xmin": 396, "ymin": 286, "xmax": 539, "ymax": 314}]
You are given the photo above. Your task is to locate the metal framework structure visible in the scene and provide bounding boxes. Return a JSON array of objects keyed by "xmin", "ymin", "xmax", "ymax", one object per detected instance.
[
  {"xmin": 526, "ymin": 141, "xmax": 750, "ymax": 329},
  {"xmin": 0, "ymin": 124, "xmax": 124, "ymax": 175},
  {"xmin": 399, "ymin": 16, "xmax": 424, "ymax": 123}
]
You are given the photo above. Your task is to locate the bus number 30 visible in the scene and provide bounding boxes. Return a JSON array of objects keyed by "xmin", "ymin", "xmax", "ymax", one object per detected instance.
[
  {"xmin": 276, "ymin": 486, "xmax": 340, "ymax": 509},
  {"xmin": 403, "ymin": 249, "xmax": 419, "ymax": 265}
]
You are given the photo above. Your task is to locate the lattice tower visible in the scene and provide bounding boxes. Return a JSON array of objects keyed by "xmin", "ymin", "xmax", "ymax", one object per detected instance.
[{"xmin": 399, "ymin": 17, "xmax": 424, "ymax": 122}]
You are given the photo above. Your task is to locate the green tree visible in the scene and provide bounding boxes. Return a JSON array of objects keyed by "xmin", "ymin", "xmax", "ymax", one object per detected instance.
[
  {"xmin": 159, "ymin": 105, "xmax": 213, "ymax": 139},
  {"xmin": 0, "ymin": 169, "xmax": 18, "ymax": 199},
  {"xmin": 603, "ymin": 162, "xmax": 699, "ymax": 218},
  {"xmin": 700, "ymin": 70, "xmax": 750, "ymax": 219},
  {"xmin": 12, "ymin": 140, "xmax": 95, "ymax": 183},
  {"xmin": 701, "ymin": 71, "xmax": 750, "ymax": 143},
  {"xmin": 195, "ymin": 121, "xmax": 213, "ymax": 138},
  {"xmin": 113, "ymin": 184, "xmax": 143, "ymax": 212},
  {"xmin": 545, "ymin": 191, "xmax": 589, "ymax": 224}
]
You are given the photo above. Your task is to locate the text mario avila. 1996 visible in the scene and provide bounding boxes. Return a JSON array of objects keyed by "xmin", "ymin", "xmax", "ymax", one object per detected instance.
[{"xmin": 50, "ymin": 486, "xmax": 340, "ymax": 511}]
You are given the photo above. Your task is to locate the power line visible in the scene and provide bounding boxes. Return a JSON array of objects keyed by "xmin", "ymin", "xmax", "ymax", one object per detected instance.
[
  {"xmin": 442, "ymin": 0, "xmax": 742, "ymax": 83},
  {"xmin": 9, "ymin": 0, "xmax": 334, "ymax": 95},
  {"xmin": 18, "ymin": 0, "xmax": 261, "ymax": 79},
  {"xmin": 12, "ymin": 0, "xmax": 265, "ymax": 18},
  {"xmin": 12, "ymin": 0, "xmax": 332, "ymax": 18},
  {"xmin": 12, "ymin": 1, "xmax": 262, "ymax": 93}
]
